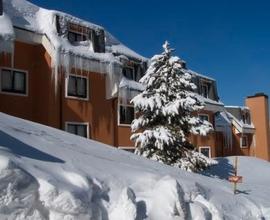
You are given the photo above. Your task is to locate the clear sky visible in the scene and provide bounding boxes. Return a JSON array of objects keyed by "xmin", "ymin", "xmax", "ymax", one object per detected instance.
[{"xmin": 30, "ymin": 0, "xmax": 270, "ymax": 106}]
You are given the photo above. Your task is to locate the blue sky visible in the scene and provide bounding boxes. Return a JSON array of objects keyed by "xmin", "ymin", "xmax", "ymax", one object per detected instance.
[{"xmin": 30, "ymin": 0, "xmax": 270, "ymax": 106}]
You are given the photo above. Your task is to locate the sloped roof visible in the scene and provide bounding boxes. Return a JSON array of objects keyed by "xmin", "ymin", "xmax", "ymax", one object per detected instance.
[{"xmin": 2, "ymin": 0, "xmax": 147, "ymax": 62}]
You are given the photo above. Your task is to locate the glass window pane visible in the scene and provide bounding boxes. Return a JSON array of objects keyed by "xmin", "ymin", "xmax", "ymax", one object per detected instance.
[
  {"xmin": 77, "ymin": 125, "xmax": 87, "ymax": 137},
  {"xmin": 68, "ymin": 76, "xmax": 76, "ymax": 96},
  {"xmin": 199, "ymin": 115, "xmax": 209, "ymax": 122},
  {"xmin": 14, "ymin": 71, "xmax": 26, "ymax": 93},
  {"xmin": 200, "ymin": 148, "xmax": 210, "ymax": 158},
  {"xmin": 68, "ymin": 31, "xmax": 87, "ymax": 43},
  {"xmin": 77, "ymin": 34, "xmax": 87, "ymax": 41},
  {"xmin": 67, "ymin": 124, "xmax": 76, "ymax": 134},
  {"xmin": 68, "ymin": 32, "xmax": 76, "ymax": 43},
  {"xmin": 242, "ymin": 136, "xmax": 248, "ymax": 147},
  {"xmin": 201, "ymin": 84, "xmax": 208, "ymax": 98},
  {"xmin": 77, "ymin": 78, "xmax": 87, "ymax": 98},
  {"xmin": 1, "ymin": 69, "xmax": 12, "ymax": 91},
  {"xmin": 123, "ymin": 67, "xmax": 134, "ymax": 80},
  {"xmin": 120, "ymin": 105, "xmax": 134, "ymax": 124}
]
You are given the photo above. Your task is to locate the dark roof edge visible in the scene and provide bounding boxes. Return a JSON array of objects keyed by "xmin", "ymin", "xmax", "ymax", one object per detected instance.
[{"xmin": 247, "ymin": 92, "xmax": 268, "ymax": 99}]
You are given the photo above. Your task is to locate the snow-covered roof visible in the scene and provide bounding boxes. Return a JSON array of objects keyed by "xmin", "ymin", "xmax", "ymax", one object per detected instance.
[
  {"xmin": 119, "ymin": 77, "xmax": 145, "ymax": 91},
  {"xmin": 230, "ymin": 113, "xmax": 254, "ymax": 133},
  {"xmin": 193, "ymin": 93, "xmax": 224, "ymax": 112},
  {"xmin": 225, "ymin": 105, "xmax": 250, "ymax": 111},
  {"xmin": 223, "ymin": 111, "xmax": 255, "ymax": 134},
  {"xmin": 2, "ymin": 0, "xmax": 147, "ymax": 62},
  {"xmin": 105, "ymin": 32, "xmax": 147, "ymax": 61},
  {"xmin": 185, "ymin": 69, "xmax": 215, "ymax": 82}
]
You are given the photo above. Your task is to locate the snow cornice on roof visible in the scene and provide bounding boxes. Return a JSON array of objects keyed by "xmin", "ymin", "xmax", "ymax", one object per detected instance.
[
  {"xmin": 2, "ymin": 0, "xmax": 147, "ymax": 63},
  {"xmin": 225, "ymin": 106, "xmax": 250, "ymax": 111},
  {"xmin": 185, "ymin": 69, "xmax": 215, "ymax": 82}
]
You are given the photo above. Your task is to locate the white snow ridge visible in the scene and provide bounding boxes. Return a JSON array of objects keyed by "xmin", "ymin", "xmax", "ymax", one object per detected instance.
[{"xmin": 0, "ymin": 112, "xmax": 270, "ymax": 219}]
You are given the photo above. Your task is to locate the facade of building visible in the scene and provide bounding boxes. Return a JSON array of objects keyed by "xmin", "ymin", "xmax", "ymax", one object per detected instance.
[{"xmin": 0, "ymin": 0, "xmax": 270, "ymax": 161}]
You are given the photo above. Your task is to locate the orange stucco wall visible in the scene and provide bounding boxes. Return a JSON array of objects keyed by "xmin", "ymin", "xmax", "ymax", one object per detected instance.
[
  {"xmin": 0, "ymin": 41, "xmax": 117, "ymax": 147},
  {"xmin": 61, "ymin": 69, "xmax": 115, "ymax": 146},
  {"xmin": 0, "ymin": 41, "xmax": 54, "ymax": 124},
  {"xmin": 231, "ymin": 129, "xmax": 253, "ymax": 156}
]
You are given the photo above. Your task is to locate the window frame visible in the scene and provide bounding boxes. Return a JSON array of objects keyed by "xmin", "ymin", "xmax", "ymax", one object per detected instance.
[
  {"xmin": 65, "ymin": 74, "xmax": 89, "ymax": 101},
  {"xmin": 118, "ymin": 146, "xmax": 136, "ymax": 153},
  {"xmin": 65, "ymin": 122, "xmax": 90, "ymax": 139},
  {"xmin": 0, "ymin": 67, "xmax": 28, "ymax": 97},
  {"xmin": 122, "ymin": 66, "xmax": 135, "ymax": 81},
  {"xmin": 241, "ymin": 135, "xmax": 248, "ymax": 148},
  {"xmin": 199, "ymin": 146, "xmax": 211, "ymax": 158},
  {"xmin": 118, "ymin": 102, "xmax": 135, "ymax": 127},
  {"xmin": 198, "ymin": 113, "xmax": 209, "ymax": 122}
]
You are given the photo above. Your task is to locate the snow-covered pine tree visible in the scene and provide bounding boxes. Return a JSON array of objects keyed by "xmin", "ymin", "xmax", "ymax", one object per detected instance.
[{"xmin": 131, "ymin": 41, "xmax": 215, "ymax": 172}]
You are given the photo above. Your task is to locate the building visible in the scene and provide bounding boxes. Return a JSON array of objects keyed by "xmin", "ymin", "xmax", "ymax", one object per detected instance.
[{"xmin": 0, "ymin": 0, "xmax": 269, "ymax": 161}]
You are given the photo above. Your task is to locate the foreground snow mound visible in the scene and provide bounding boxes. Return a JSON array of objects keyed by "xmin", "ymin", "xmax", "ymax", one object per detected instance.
[
  {"xmin": 0, "ymin": 155, "xmax": 45, "ymax": 220},
  {"xmin": 109, "ymin": 188, "xmax": 137, "ymax": 220},
  {"xmin": 148, "ymin": 176, "xmax": 187, "ymax": 220},
  {"xmin": 0, "ymin": 112, "xmax": 270, "ymax": 220}
]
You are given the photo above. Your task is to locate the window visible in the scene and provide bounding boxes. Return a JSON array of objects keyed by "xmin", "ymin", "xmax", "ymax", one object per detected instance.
[
  {"xmin": 242, "ymin": 112, "xmax": 251, "ymax": 124},
  {"xmin": 0, "ymin": 68, "xmax": 27, "ymax": 95},
  {"xmin": 122, "ymin": 66, "xmax": 135, "ymax": 80},
  {"xmin": 119, "ymin": 105, "xmax": 135, "ymax": 125},
  {"xmin": 118, "ymin": 87, "xmax": 138, "ymax": 126},
  {"xmin": 199, "ymin": 114, "xmax": 209, "ymax": 122},
  {"xmin": 68, "ymin": 31, "xmax": 88, "ymax": 43},
  {"xmin": 67, "ymin": 75, "xmax": 88, "ymax": 99},
  {"xmin": 201, "ymin": 83, "xmax": 209, "ymax": 98},
  {"xmin": 241, "ymin": 135, "xmax": 248, "ymax": 148},
  {"xmin": 65, "ymin": 122, "xmax": 89, "ymax": 138},
  {"xmin": 199, "ymin": 146, "xmax": 211, "ymax": 158}
]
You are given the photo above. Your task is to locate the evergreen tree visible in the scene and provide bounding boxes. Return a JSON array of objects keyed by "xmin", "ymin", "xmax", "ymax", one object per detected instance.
[{"xmin": 131, "ymin": 41, "xmax": 215, "ymax": 172}]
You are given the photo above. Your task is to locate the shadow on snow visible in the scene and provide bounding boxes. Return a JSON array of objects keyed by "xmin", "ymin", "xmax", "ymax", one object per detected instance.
[{"xmin": 0, "ymin": 130, "xmax": 64, "ymax": 163}]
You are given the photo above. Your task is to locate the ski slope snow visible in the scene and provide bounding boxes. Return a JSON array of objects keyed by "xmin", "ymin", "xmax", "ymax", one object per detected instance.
[{"xmin": 0, "ymin": 112, "xmax": 269, "ymax": 220}]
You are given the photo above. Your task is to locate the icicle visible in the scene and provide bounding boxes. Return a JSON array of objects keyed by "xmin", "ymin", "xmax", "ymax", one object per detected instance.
[
  {"xmin": 50, "ymin": 47, "xmax": 61, "ymax": 95},
  {"xmin": 10, "ymin": 42, "xmax": 14, "ymax": 69}
]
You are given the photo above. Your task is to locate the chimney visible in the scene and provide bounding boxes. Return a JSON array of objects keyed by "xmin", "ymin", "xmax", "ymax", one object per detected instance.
[{"xmin": 246, "ymin": 93, "xmax": 270, "ymax": 161}]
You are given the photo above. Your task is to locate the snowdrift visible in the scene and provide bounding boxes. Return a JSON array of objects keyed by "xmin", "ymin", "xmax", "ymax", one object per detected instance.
[{"xmin": 0, "ymin": 112, "xmax": 269, "ymax": 219}]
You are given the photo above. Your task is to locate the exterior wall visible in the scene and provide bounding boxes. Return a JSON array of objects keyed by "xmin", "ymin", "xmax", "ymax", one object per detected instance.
[
  {"xmin": 0, "ymin": 41, "xmax": 57, "ymax": 126},
  {"xmin": 115, "ymin": 98, "xmax": 134, "ymax": 148},
  {"xmin": 192, "ymin": 110, "xmax": 217, "ymax": 157},
  {"xmin": 117, "ymin": 125, "xmax": 133, "ymax": 147},
  {"xmin": 0, "ymin": 41, "xmax": 117, "ymax": 147},
  {"xmin": 246, "ymin": 94, "xmax": 270, "ymax": 161},
  {"xmin": 62, "ymin": 69, "xmax": 115, "ymax": 146},
  {"xmin": 231, "ymin": 128, "xmax": 253, "ymax": 156}
]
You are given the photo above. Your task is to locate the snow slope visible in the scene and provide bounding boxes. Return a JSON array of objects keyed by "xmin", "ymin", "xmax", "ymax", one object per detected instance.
[{"xmin": 0, "ymin": 112, "xmax": 269, "ymax": 219}]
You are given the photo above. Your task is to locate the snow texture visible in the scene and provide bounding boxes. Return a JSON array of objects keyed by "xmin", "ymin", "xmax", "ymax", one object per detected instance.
[{"xmin": 0, "ymin": 113, "xmax": 270, "ymax": 219}]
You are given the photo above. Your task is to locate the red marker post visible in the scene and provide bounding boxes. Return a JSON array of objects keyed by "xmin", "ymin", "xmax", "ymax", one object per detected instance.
[{"xmin": 228, "ymin": 157, "xmax": 243, "ymax": 194}]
